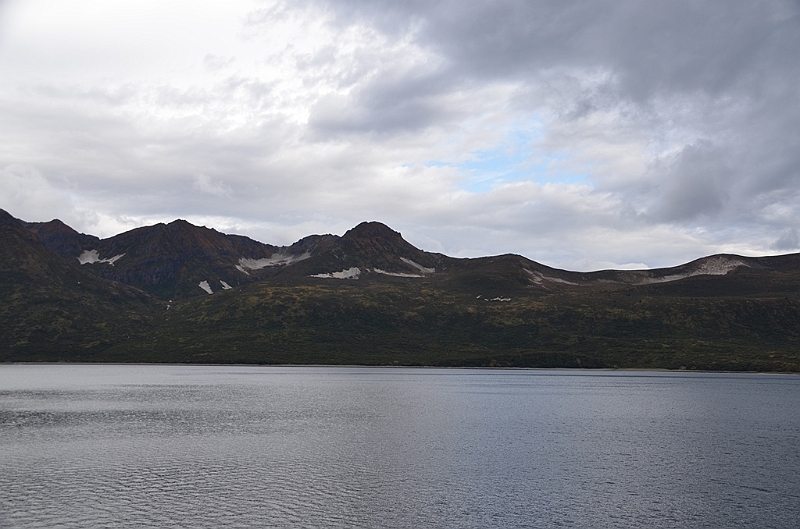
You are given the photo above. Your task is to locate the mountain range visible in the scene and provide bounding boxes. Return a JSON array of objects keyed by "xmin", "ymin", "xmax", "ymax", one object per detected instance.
[{"xmin": 2, "ymin": 208, "xmax": 799, "ymax": 371}]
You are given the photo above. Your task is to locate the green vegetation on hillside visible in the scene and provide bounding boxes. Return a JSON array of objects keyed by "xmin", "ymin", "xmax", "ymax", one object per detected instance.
[
  {"xmin": 3, "ymin": 211, "xmax": 800, "ymax": 371},
  {"xmin": 97, "ymin": 279, "xmax": 800, "ymax": 371},
  {"xmin": 0, "ymin": 226, "xmax": 159, "ymax": 361}
]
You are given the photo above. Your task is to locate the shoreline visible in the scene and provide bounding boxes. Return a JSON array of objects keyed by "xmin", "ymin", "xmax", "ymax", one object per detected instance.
[{"xmin": 1, "ymin": 361, "xmax": 797, "ymax": 375}]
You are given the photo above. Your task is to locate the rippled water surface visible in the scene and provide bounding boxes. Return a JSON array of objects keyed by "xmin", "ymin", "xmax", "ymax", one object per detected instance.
[{"xmin": 1, "ymin": 365, "xmax": 799, "ymax": 528}]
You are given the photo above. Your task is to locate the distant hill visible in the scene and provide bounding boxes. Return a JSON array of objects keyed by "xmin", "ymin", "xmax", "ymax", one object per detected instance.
[
  {"xmin": 18, "ymin": 211, "xmax": 798, "ymax": 301},
  {"xmin": 2, "ymin": 208, "xmax": 799, "ymax": 371}
]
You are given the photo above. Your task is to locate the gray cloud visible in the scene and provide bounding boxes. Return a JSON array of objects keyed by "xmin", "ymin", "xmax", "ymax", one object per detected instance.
[
  {"xmin": 308, "ymin": 71, "xmax": 457, "ymax": 137},
  {"xmin": 774, "ymin": 229, "xmax": 800, "ymax": 251},
  {"xmin": 1, "ymin": 0, "xmax": 799, "ymax": 269},
  {"xmin": 304, "ymin": 0, "xmax": 800, "ymax": 231},
  {"xmin": 323, "ymin": 0, "xmax": 800, "ymax": 96},
  {"xmin": 644, "ymin": 142, "xmax": 730, "ymax": 222}
]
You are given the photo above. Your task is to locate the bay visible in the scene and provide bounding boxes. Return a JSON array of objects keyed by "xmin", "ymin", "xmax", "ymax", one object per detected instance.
[{"xmin": 0, "ymin": 365, "xmax": 798, "ymax": 528}]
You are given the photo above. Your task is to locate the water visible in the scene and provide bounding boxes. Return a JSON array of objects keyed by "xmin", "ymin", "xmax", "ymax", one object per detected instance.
[{"xmin": 0, "ymin": 365, "xmax": 798, "ymax": 528}]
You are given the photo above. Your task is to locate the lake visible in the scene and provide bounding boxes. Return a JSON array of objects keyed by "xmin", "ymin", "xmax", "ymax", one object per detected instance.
[{"xmin": 1, "ymin": 365, "xmax": 798, "ymax": 528}]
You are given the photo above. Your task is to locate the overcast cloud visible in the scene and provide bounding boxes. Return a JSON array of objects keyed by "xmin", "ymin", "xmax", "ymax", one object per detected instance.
[{"xmin": 1, "ymin": 0, "xmax": 798, "ymax": 270}]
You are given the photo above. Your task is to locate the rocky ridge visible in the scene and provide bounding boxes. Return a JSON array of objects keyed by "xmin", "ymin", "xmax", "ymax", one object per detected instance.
[{"xmin": 8, "ymin": 209, "xmax": 800, "ymax": 301}]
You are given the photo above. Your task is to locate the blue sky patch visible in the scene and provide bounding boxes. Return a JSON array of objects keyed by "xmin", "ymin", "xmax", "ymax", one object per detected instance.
[{"xmin": 427, "ymin": 132, "xmax": 588, "ymax": 193}]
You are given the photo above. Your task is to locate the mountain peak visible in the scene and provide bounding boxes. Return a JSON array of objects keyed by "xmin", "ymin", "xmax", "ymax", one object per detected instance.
[
  {"xmin": 322, "ymin": 220, "xmax": 442, "ymax": 276},
  {"xmin": 343, "ymin": 221, "xmax": 403, "ymax": 241},
  {"xmin": 21, "ymin": 217, "xmax": 100, "ymax": 257},
  {"xmin": 30, "ymin": 218, "xmax": 80, "ymax": 235},
  {"xmin": 165, "ymin": 219, "xmax": 201, "ymax": 232}
]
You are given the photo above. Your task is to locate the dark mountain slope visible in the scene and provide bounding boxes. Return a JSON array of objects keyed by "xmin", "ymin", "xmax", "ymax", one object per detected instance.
[
  {"xmin": 273, "ymin": 221, "xmax": 447, "ymax": 280},
  {"xmin": 339, "ymin": 221, "xmax": 442, "ymax": 272},
  {"xmin": 432, "ymin": 253, "xmax": 588, "ymax": 296},
  {"xmin": 23, "ymin": 218, "xmax": 101, "ymax": 258},
  {"xmin": 88, "ymin": 220, "xmax": 280, "ymax": 299},
  {"xmin": 65, "ymin": 220, "xmax": 342, "ymax": 300},
  {"xmin": 0, "ymin": 209, "xmax": 24, "ymax": 228},
  {"xmin": 0, "ymin": 223, "xmax": 159, "ymax": 360}
]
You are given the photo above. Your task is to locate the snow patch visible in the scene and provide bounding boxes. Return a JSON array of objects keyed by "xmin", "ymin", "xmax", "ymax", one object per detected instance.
[
  {"xmin": 524, "ymin": 269, "xmax": 578, "ymax": 286},
  {"xmin": 238, "ymin": 252, "xmax": 310, "ymax": 270},
  {"xmin": 236, "ymin": 265, "xmax": 249, "ymax": 275},
  {"xmin": 220, "ymin": 280, "xmax": 232, "ymax": 290},
  {"xmin": 641, "ymin": 257, "xmax": 749, "ymax": 284},
  {"xmin": 198, "ymin": 281, "xmax": 213, "ymax": 294},
  {"xmin": 695, "ymin": 257, "xmax": 748, "ymax": 276},
  {"xmin": 77, "ymin": 250, "xmax": 125, "ymax": 266},
  {"xmin": 546, "ymin": 276, "xmax": 578, "ymax": 285},
  {"xmin": 374, "ymin": 268, "xmax": 424, "ymax": 278},
  {"xmin": 400, "ymin": 257, "xmax": 435, "ymax": 274},
  {"xmin": 311, "ymin": 267, "xmax": 361, "ymax": 279},
  {"xmin": 490, "ymin": 297, "xmax": 511, "ymax": 302},
  {"xmin": 78, "ymin": 250, "xmax": 100, "ymax": 264}
]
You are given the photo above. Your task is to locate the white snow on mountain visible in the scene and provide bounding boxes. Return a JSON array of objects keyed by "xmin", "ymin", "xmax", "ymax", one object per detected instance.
[
  {"xmin": 373, "ymin": 268, "xmax": 424, "ymax": 278},
  {"xmin": 524, "ymin": 269, "xmax": 578, "ymax": 286},
  {"xmin": 641, "ymin": 257, "xmax": 749, "ymax": 284},
  {"xmin": 400, "ymin": 258, "xmax": 434, "ymax": 274},
  {"xmin": 198, "ymin": 281, "xmax": 213, "ymax": 294},
  {"xmin": 238, "ymin": 252, "xmax": 311, "ymax": 271},
  {"xmin": 310, "ymin": 267, "xmax": 360, "ymax": 279},
  {"xmin": 77, "ymin": 250, "xmax": 125, "ymax": 266},
  {"xmin": 525, "ymin": 256, "xmax": 750, "ymax": 288}
]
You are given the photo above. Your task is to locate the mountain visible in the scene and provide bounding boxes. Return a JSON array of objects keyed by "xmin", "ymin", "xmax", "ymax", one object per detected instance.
[
  {"xmin": 23, "ymin": 218, "xmax": 101, "ymax": 258},
  {"xmin": 22, "ymin": 216, "xmax": 336, "ymax": 300},
  {"xmin": 19, "ymin": 216, "xmax": 446, "ymax": 299},
  {"xmin": 269, "ymin": 221, "xmax": 446, "ymax": 281},
  {"xmin": 20, "ymin": 211, "xmax": 797, "ymax": 301},
  {"xmin": 0, "ymin": 219, "xmax": 159, "ymax": 361},
  {"xmin": 84, "ymin": 220, "xmax": 283, "ymax": 300},
  {"xmin": 2, "ymin": 208, "xmax": 800, "ymax": 371}
]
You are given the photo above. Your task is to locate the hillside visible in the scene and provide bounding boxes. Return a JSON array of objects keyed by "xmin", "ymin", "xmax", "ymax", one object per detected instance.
[
  {"xmin": 2, "ymin": 209, "xmax": 799, "ymax": 371},
  {"xmin": 100, "ymin": 275, "xmax": 800, "ymax": 371},
  {"xmin": 0, "ymin": 215, "xmax": 160, "ymax": 360}
]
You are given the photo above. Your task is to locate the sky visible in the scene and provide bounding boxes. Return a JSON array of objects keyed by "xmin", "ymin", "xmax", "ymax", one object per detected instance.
[{"xmin": 1, "ymin": 0, "xmax": 799, "ymax": 271}]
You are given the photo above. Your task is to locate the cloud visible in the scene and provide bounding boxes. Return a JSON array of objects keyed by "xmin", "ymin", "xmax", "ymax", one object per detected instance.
[
  {"xmin": 644, "ymin": 141, "xmax": 730, "ymax": 222},
  {"xmin": 773, "ymin": 229, "xmax": 800, "ymax": 251},
  {"xmin": 1, "ymin": 0, "xmax": 799, "ymax": 270},
  {"xmin": 203, "ymin": 54, "xmax": 236, "ymax": 72},
  {"xmin": 192, "ymin": 174, "xmax": 233, "ymax": 198},
  {"xmin": 0, "ymin": 164, "xmax": 76, "ymax": 223}
]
